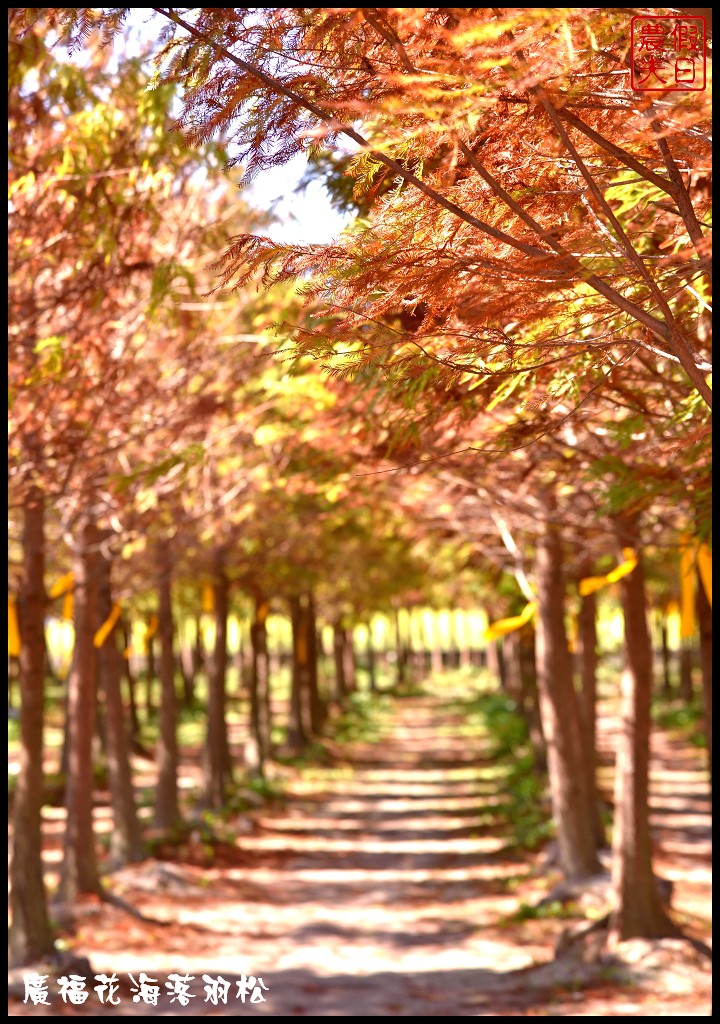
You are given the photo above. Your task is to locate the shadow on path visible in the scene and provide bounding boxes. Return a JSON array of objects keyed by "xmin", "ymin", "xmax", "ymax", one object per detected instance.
[{"xmin": 11, "ymin": 684, "xmax": 712, "ymax": 1017}]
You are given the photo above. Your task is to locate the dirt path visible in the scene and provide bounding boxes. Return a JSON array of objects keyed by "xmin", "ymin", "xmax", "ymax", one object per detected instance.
[{"xmin": 10, "ymin": 684, "xmax": 712, "ymax": 1016}]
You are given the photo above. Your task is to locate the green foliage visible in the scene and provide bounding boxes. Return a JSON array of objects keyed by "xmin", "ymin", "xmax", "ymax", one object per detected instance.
[
  {"xmin": 507, "ymin": 899, "xmax": 578, "ymax": 923},
  {"xmin": 604, "ymin": 168, "xmax": 670, "ymax": 227},
  {"xmin": 140, "ymin": 695, "xmax": 211, "ymax": 749},
  {"xmin": 477, "ymin": 691, "xmax": 529, "ymax": 757},
  {"xmin": 581, "ymin": 378, "xmax": 712, "ymax": 536},
  {"xmin": 111, "ymin": 443, "xmax": 206, "ymax": 496},
  {"xmin": 276, "ymin": 741, "xmax": 333, "ymax": 770},
  {"xmin": 503, "ymin": 765, "xmax": 554, "ymax": 851},
  {"xmin": 240, "ymin": 774, "xmax": 286, "ymax": 807},
  {"xmin": 653, "ymin": 697, "xmax": 706, "ymax": 748},
  {"xmin": 387, "ymin": 678, "xmax": 427, "ymax": 699},
  {"xmin": 332, "ymin": 691, "xmax": 391, "ymax": 744},
  {"xmin": 463, "ymin": 691, "xmax": 553, "ymax": 851},
  {"xmin": 8, "ymin": 716, "xmax": 21, "ymax": 745},
  {"xmin": 191, "ymin": 810, "xmax": 241, "ymax": 846}
]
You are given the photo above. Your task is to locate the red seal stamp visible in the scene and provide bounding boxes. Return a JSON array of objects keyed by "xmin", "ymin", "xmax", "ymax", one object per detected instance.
[{"xmin": 631, "ymin": 15, "xmax": 707, "ymax": 91}]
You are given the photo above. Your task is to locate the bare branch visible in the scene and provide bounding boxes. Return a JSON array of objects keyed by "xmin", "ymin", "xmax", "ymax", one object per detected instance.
[{"xmin": 490, "ymin": 511, "xmax": 536, "ymax": 601}]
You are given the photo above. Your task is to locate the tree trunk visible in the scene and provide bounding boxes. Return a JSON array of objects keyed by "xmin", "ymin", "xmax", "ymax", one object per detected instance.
[
  {"xmin": 203, "ymin": 553, "xmax": 233, "ymax": 808},
  {"xmin": 501, "ymin": 631, "xmax": 523, "ymax": 708},
  {"xmin": 59, "ymin": 674, "xmax": 71, "ymax": 777},
  {"xmin": 288, "ymin": 595, "xmax": 311, "ymax": 751},
  {"xmin": 458, "ymin": 610, "xmax": 471, "ymax": 670},
  {"xmin": 145, "ymin": 627, "xmax": 156, "ymax": 718},
  {"xmin": 416, "ymin": 613, "xmax": 431, "ymax": 676},
  {"xmin": 393, "ymin": 607, "xmax": 407, "ymax": 687},
  {"xmin": 10, "ymin": 488, "xmax": 55, "ymax": 965},
  {"xmin": 193, "ymin": 613, "xmax": 205, "ymax": 678},
  {"xmin": 179, "ymin": 638, "xmax": 196, "ymax": 708},
  {"xmin": 678, "ymin": 642, "xmax": 694, "ymax": 702},
  {"xmin": 248, "ymin": 597, "xmax": 271, "ymax": 776},
  {"xmin": 534, "ymin": 500, "xmax": 600, "ymax": 881},
  {"xmin": 486, "ymin": 636, "xmax": 506, "ymax": 690},
  {"xmin": 61, "ymin": 514, "xmax": 101, "ymax": 899},
  {"xmin": 447, "ymin": 613, "xmax": 460, "ymax": 669},
  {"xmin": 660, "ymin": 612, "xmax": 673, "ymax": 697},
  {"xmin": 154, "ymin": 540, "xmax": 179, "ymax": 830},
  {"xmin": 610, "ymin": 511, "xmax": 677, "ymax": 939},
  {"xmin": 120, "ymin": 617, "xmax": 140, "ymax": 743},
  {"xmin": 518, "ymin": 628, "xmax": 546, "ymax": 774},
  {"xmin": 428, "ymin": 610, "xmax": 444, "ymax": 675},
  {"xmin": 577, "ymin": 585, "xmax": 606, "ymax": 847},
  {"xmin": 270, "ymin": 640, "xmax": 284, "ymax": 683},
  {"xmin": 365, "ymin": 622, "xmax": 377, "ymax": 692},
  {"xmin": 411, "ymin": 643, "xmax": 426, "ymax": 680},
  {"xmin": 333, "ymin": 618, "xmax": 348, "ymax": 704},
  {"xmin": 342, "ymin": 625, "xmax": 356, "ymax": 695},
  {"xmin": 8, "ymin": 653, "xmax": 19, "ymax": 712},
  {"xmin": 96, "ymin": 548, "xmax": 144, "ymax": 865},
  {"xmin": 306, "ymin": 592, "xmax": 324, "ymax": 733},
  {"xmin": 235, "ymin": 627, "xmax": 246, "ymax": 694},
  {"xmin": 696, "ymin": 571, "xmax": 712, "ymax": 788}
]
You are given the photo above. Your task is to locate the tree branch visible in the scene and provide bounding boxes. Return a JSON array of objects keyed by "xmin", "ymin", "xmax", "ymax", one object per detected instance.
[
  {"xmin": 152, "ymin": 8, "xmax": 712, "ymax": 410},
  {"xmin": 648, "ymin": 121, "xmax": 708, "ymax": 253},
  {"xmin": 556, "ymin": 108, "xmax": 675, "ymax": 196},
  {"xmin": 151, "ymin": 7, "xmax": 551, "ymax": 261},
  {"xmin": 456, "ymin": 140, "xmax": 710, "ymax": 390},
  {"xmin": 361, "ymin": 9, "xmax": 417, "ymax": 73},
  {"xmin": 490, "ymin": 511, "xmax": 536, "ymax": 601},
  {"xmin": 539, "ymin": 95, "xmax": 712, "ymax": 408}
]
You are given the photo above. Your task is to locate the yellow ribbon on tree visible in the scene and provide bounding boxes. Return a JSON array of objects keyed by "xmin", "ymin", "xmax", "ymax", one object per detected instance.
[
  {"xmin": 94, "ymin": 602, "xmax": 122, "ymax": 648},
  {"xmin": 202, "ymin": 583, "xmax": 215, "ymax": 614},
  {"xmin": 49, "ymin": 571, "xmax": 75, "ymax": 599},
  {"xmin": 579, "ymin": 548, "xmax": 638, "ymax": 597},
  {"xmin": 677, "ymin": 535, "xmax": 711, "ymax": 640},
  {"xmin": 49, "ymin": 571, "xmax": 75, "ymax": 621},
  {"xmin": 567, "ymin": 612, "xmax": 579, "ymax": 654},
  {"xmin": 144, "ymin": 614, "xmax": 159, "ymax": 650},
  {"xmin": 697, "ymin": 543, "xmax": 712, "ymax": 606},
  {"xmin": 484, "ymin": 601, "xmax": 537, "ymax": 642},
  {"xmin": 8, "ymin": 596, "xmax": 21, "ymax": 657},
  {"xmin": 680, "ymin": 548, "xmax": 696, "ymax": 634}
]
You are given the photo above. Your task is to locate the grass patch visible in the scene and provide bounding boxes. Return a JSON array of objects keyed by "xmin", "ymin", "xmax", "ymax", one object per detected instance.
[
  {"xmin": 449, "ymin": 689, "xmax": 553, "ymax": 852},
  {"xmin": 275, "ymin": 740, "xmax": 333, "ymax": 769},
  {"xmin": 507, "ymin": 899, "xmax": 578, "ymax": 923},
  {"xmin": 273, "ymin": 691, "xmax": 391, "ymax": 770},
  {"xmin": 652, "ymin": 697, "xmax": 706, "ymax": 747},
  {"xmin": 331, "ymin": 691, "xmax": 392, "ymax": 744},
  {"xmin": 502, "ymin": 757, "xmax": 554, "ymax": 850},
  {"xmin": 229, "ymin": 774, "xmax": 286, "ymax": 811},
  {"xmin": 480, "ymin": 691, "xmax": 530, "ymax": 757},
  {"xmin": 144, "ymin": 820, "xmax": 218, "ymax": 858},
  {"xmin": 388, "ymin": 679, "xmax": 428, "ymax": 698}
]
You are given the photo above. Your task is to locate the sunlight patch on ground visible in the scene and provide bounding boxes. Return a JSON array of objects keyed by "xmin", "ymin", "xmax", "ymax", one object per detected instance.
[
  {"xmin": 288, "ymin": 778, "xmax": 497, "ymax": 797},
  {"xmin": 281, "ymin": 793, "xmax": 500, "ymax": 815},
  {"xmin": 217, "ymin": 862, "xmax": 528, "ymax": 888},
  {"xmin": 256, "ymin": 811, "xmax": 504, "ymax": 833},
  {"xmin": 227, "ymin": 833, "xmax": 508, "ymax": 856}
]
